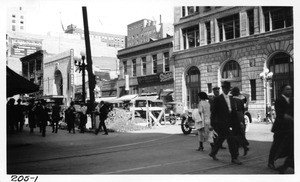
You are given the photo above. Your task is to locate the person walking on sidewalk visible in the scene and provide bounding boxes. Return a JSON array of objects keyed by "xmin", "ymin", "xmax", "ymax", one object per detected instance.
[
  {"xmin": 231, "ymin": 87, "xmax": 249, "ymax": 156},
  {"xmin": 51, "ymin": 101, "xmax": 61, "ymax": 133},
  {"xmin": 66, "ymin": 101, "xmax": 76, "ymax": 134},
  {"xmin": 268, "ymin": 84, "xmax": 294, "ymax": 173},
  {"xmin": 95, "ymin": 101, "xmax": 109, "ymax": 135},
  {"xmin": 209, "ymin": 81, "xmax": 242, "ymax": 165},
  {"xmin": 27, "ymin": 99, "xmax": 37, "ymax": 133},
  {"xmin": 209, "ymin": 86, "xmax": 226, "ymax": 150},
  {"xmin": 193, "ymin": 91, "xmax": 214, "ymax": 152},
  {"xmin": 35, "ymin": 100, "xmax": 50, "ymax": 137},
  {"xmin": 79, "ymin": 102, "xmax": 87, "ymax": 133}
]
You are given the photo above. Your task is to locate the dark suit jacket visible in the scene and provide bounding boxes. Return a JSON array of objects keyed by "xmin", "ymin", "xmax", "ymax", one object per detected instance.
[
  {"xmin": 271, "ymin": 95, "xmax": 293, "ymax": 133},
  {"xmin": 211, "ymin": 94, "xmax": 236, "ymax": 134}
]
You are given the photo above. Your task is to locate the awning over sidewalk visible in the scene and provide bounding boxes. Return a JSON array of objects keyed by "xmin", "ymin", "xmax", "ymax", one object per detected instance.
[
  {"xmin": 6, "ymin": 66, "xmax": 39, "ymax": 97},
  {"xmin": 116, "ymin": 94, "xmax": 138, "ymax": 101}
]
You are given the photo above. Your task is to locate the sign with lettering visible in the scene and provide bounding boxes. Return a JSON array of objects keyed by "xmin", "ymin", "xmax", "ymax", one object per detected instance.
[
  {"xmin": 137, "ymin": 71, "xmax": 173, "ymax": 85},
  {"xmin": 10, "ymin": 38, "xmax": 42, "ymax": 57}
]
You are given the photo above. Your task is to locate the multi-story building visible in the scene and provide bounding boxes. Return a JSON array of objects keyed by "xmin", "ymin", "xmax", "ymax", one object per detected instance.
[
  {"xmin": 20, "ymin": 50, "xmax": 47, "ymax": 98},
  {"xmin": 173, "ymin": 6, "xmax": 293, "ymax": 118},
  {"xmin": 64, "ymin": 24, "xmax": 125, "ymax": 49},
  {"xmin": 117, "ymin": 36, "xmax": 174, "ymax": 103},
  {"xmin": 6, "ymin": 7, "xmax": 26, "ymax": 33},
  {"xmin": 126, "ymin": 18, "xmax": 173, "ymax": 48}
]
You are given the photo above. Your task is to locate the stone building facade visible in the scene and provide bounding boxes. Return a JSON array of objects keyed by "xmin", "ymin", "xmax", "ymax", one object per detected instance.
[{"xmin": 173, "ymin": 6, "xmax": 294, "ymax": 118}]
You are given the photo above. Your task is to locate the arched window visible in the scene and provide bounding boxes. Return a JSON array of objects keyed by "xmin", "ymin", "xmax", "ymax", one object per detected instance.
[
  {"xmin": 55, "ymin": 70, "xmax": 63, "ymax": 95},
  {"xmin": 222, "ymin": 60, "xmax": 241, "ymax": 79}
]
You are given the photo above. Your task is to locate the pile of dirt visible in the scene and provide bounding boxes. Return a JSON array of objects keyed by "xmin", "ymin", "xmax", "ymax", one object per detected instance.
[{"xmin": 105, "ymin": 108, "xmax": 149, "ymax": 132}]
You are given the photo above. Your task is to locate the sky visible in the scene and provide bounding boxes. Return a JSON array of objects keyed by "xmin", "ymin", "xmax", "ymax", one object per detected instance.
[
  {"xmin": 10, "ymin": 0, "xmax": 177, "ymax": 36},
  {"xmin": 5, "ymin": 0, "xmax": 299, "ymax": 36}
]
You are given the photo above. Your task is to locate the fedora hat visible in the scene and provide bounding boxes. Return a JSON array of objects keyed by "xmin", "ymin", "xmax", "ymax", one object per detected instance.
[{"xmin": 212, "ymin": 86, "xmax": 220, "ymax": 90}]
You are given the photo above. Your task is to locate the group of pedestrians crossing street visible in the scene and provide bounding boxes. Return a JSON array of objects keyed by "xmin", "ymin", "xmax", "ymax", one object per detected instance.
[
  {"xmin": 6, "ymin": 98, "xmax": 110, "ymax": 137},
  {"xmin": 192, "ymin": 81, "xmax": 294, "ymax": 174}
]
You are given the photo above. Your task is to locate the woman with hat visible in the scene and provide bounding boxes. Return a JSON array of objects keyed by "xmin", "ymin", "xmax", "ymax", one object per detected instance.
[
  {"xmin": 231, "ymin": 87, "xmax": 249, "ymax": 156},
  {"xmin": 193, "ymin": 91, "xmax": 214, "ymax": 151}
]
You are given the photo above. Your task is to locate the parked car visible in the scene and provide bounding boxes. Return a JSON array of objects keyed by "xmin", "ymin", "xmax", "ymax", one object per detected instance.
[{"xmin": 181, "ymin": 92, "xmax": 252, "ymax": 134}]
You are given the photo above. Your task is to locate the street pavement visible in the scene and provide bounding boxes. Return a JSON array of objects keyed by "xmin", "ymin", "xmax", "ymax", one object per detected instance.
[{"xmin": 4, "ymin": 121, "xmax": 297, "ymax": 181}]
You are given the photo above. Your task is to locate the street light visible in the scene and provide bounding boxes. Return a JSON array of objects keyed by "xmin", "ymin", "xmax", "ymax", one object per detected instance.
[
  {"xmin": 74, "ymin": 51, "xmax": 87, "ymax": 104},
  {"xmin": 259, "ymin": 67, "xmax": 273, "ymax": 120}
]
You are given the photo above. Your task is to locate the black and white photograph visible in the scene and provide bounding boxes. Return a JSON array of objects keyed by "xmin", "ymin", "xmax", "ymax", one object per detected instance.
[{"xmin": 2, "ymin": 0, "xmax": 299, "ymax": 181}]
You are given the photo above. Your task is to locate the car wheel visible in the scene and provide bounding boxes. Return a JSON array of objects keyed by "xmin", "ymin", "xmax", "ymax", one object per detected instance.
[
  {"xmin": 244, "ymin": 114, "xmax": 251, "ymax": 132},
  {"xmin": 181, "ymin": 117, "xmax": 192, "ymax": 135}
]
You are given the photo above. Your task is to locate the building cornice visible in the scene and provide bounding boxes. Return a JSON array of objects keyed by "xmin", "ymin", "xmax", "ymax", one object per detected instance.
[
  {"xmin": 117, "ymin": 37, "xmax": 173, "ymax": 59},
  {"xmin": 173, "ymin": 27, "xmax": 293, "ymax": 60}
]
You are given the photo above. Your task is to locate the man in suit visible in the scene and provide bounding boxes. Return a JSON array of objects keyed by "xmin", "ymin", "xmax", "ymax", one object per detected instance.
[
  {"xmin": 209, "ymin": 81, "xmax": 242, "ymax": 165},
  {"xmin": 209, "ymin": 86, "xmax": 226, "ymax": 150},
  {"xmin": 268, "ymin": 84, "xmax": 293, "ymax": 173},
  {"xmin": 95, "ymin": 101, "xmax": 109, "ymax": 135}
]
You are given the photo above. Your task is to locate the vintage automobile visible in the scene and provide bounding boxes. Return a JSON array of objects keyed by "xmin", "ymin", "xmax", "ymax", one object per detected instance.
[{"xmin": 181, "ymin": 92, "xmax": 252, "ymax": 134}]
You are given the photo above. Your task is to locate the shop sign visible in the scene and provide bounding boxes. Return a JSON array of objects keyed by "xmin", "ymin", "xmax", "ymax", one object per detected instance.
[
  {"xmin": 137, "ymin": 71, "xmax": 173, "ymax": 85},
  {"xmin": 10, "ymin": 38, "xmax": 42, "ymax": 57}
]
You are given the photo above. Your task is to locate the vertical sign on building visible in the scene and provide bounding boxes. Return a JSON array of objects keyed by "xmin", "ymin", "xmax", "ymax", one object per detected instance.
[
  {"xmin": 70, "ymin": 49, "xmax": 75, "ymax": 101},
  {"xmin": 125, "ymin": 74, "xmax": 129, "ymax": 91}
]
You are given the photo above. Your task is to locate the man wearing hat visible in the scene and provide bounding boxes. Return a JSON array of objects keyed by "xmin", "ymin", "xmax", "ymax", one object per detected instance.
[
  {"xmin": 209, "ymin": 81, "xmax": 242, "ymax": 165},
  {"xmin": 209, "ymin": 86, "xmax": 226, "ymax": 150}
]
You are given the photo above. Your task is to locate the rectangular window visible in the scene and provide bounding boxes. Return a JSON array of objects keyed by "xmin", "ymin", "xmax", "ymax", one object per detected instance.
[
  {"xmin": 12, "ymin": 25, "xmax": 15, "ymax": 31},
  {"xmin": 250, "ymin": 79, "xmax": 256, "ymax": 100},
  {"xmin": 182, "ymin": 6, "xmax": 186, "ymax": 17},
  {"xmin": 164, "ymin": 52, "xmax": 170, "ymax": 72},
  {"xmin": 218, "ymin": 13, "xmax": 240, "ymax": 41},
  {"xmin": 263, "ymin": 7, "xmax": 293, "ymax": 32},
  {"xmin": 187, "ymin": 6, "xmax": 194, "ymax": 15},
  {"xmin": 205, "ymin": 21, "xmax": 211, "ymax": 44},
  {"xmin": 182, "ymin": 25, "xmax": 200, "ymax": 49},
  {"xmin": 142, "ymin": 57, "xmax": 146, "ymax": 76},
  {"xmin": 12, "ymin": 20, "xmax": 16, "ymax": 23},
  {"xmin": 123, "ymin": 61, "xmax": 127, "ymax": 76},
  {"xmin": 247, "ymin": 9, "xmax": 255, "ymax": 35},
  {"xmin": 152, "ymin": 55, "xmax": 157, "ymax": 74},
  {"xmin": 132, "ymin": 59, "xmax": 136, "ymax": 77},
  {"xmin": 36, "ymin": 58, "xmax": 42, "ymax": 71},
  {"xmin": 207, "ymin": 83, "xmax": 212, "ymax": 93}
]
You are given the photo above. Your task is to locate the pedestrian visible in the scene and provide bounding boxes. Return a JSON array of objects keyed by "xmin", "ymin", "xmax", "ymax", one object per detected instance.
[
  {"xmin": 51, "ymin": 101, "xmax": 61, "ymax": 133},
  {"xmin": 79, "ymin": 102, "xmax": 87, "ymax": 133},
  {"xmin": 209, "ymin": 81, "xmax": 242, "ymax": 165},
  {"xmin": 15, "ymin": 99, "xmax": 25, "ymax": 132},
  {"xmin": 209, "ymin": 86, "xmax": 226, "ymax": 149},
  {"xmin": 95, "ymin": 101, "xmax": 109, "ymax": 135},
  {"xmin": 35, "ymin": 99, "xmax": 50, "ymax": 137},
  {"xmin": 193, "ymin": 91, "xmax": 214, "ymax": 152},
  {"xmin": 66, "ymin": 101, "xmax": 76, "ymax": 134},
  {"xmin": 231, "ymin": 87, "xmax": 249, "ymax": 156},
  {"xmin": 7, "ymin": 98, "xmax": 16, "ymax": 133},
  {"xmin": 268, "ymin": 84, "xmax": 294, "ymax": 173},
  {"xmin": 27, "ymin": 99, "xmax": 37, "ymax": 133}
]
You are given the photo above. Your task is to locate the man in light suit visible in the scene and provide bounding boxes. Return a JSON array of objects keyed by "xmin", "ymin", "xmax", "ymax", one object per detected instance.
[{"xmin": 209, "ymin": 81, "xmax": 242, "ymax": 165}]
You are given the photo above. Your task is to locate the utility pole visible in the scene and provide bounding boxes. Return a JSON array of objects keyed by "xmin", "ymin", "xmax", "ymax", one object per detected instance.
[{"xmin": 82, "ymin": 6, "xmax": 96, "ymax": 129}]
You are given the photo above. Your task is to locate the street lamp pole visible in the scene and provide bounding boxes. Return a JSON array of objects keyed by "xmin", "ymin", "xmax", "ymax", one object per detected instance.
[
  {"xmin": 259, "ymin": 68, "xmax": 273, "ymax": 120},
  {"xmin": 74, "ymin": 51, "xmax": 87, "ymax": 104}
]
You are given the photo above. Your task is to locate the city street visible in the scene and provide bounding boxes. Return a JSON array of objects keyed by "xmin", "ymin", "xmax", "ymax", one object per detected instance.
[{"xmin": 6, "ymin": 121, "xmax": 292, "ymax": 177}]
